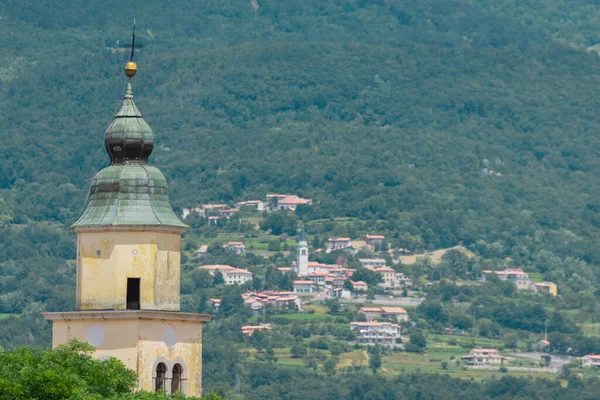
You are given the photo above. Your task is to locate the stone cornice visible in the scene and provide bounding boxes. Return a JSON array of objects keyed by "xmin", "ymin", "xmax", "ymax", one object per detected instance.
[
  {"xmin": 72, "ymin": 225, "xmax": 187, "ymax": 234},
  {"xmin": 42, "ymin": 310, "xmax": 213, "ymax": 323}
]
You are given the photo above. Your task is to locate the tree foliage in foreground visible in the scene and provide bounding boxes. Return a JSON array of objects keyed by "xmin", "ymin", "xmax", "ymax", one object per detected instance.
[{"xmin": 0, "ymin": 340, "xmax": 220, "ymax": 400}]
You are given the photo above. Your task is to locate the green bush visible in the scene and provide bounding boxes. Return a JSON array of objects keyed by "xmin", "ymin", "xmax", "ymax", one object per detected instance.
[{"xmin": 404, "ymin": 343, "xmax": 422, "ymax": 353}]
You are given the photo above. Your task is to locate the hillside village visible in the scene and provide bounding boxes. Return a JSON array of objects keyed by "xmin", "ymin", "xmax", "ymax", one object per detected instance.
[{"xmin": 174, "ymin": 194, "xmax": 600, "ymax": 379}]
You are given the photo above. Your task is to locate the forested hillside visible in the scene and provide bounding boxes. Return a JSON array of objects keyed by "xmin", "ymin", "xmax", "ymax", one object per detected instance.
[
  {"xmin": 3, "ymin": 0, "xmax": 600, "ymax": 362},
  {"xmin": 2, "ymin": 0, "xmax": 600, "ymax": 262}
]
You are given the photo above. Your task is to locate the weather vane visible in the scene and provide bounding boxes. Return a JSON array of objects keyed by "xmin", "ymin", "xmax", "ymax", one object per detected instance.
[{"xmin": 124, "ymin": 19, "xmax": 138, "ymax": 79}]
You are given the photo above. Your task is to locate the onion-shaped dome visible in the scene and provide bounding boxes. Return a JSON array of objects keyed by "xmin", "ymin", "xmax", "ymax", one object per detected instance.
[
  {"xmin": 104, "ymin": 83, "xmax": 154, "ymax": 164},
  {"xmin": 72, "ymin": 82, "xmax": 187, "ymax": 230}
]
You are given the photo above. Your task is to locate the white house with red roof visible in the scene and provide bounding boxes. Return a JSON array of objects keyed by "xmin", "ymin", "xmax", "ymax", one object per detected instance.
[
  {"xmin": 482, "ymin": 268, "xmax": 532, "ymax": 290},
  {"xmin": 198, "ymin": 265, "xmax": 253, "ymax": 285},
  {"xmin": 327, "ymin": 237, "xmax": 353, "ymax": 252},
  {"xmin": 364, "ymin": 234, "xmax": 386, "ymax": 250},
  {"xmin": 461, "ymin": 349, "xmax": 514, "ymax": 366},
  {"xmin": 373, "ymin": 267, "xmax": 398, "ymax": 288},
  {"xmin": 351, "ymin": 281, "xmax": 368, "ymax": 292},
  {"xmin": 219, "ymin": 208, "xmax": 239, "ymax": 219},
  {"xmin": 581, "ymin": 355, "xmax": 600, "ymax": 368},
  {"xmin": 350, "ymin": 321, "xmax": 402, "ymax": 345},
  {"xmin": 243, "ymin": 291, "xmax": 301, "ymax": 312},
  {"xmin": 225, "ymin": 268, "xmax": 253, "ymax": 285},
  {"xmin": 359, "ymin": 306, "xmax": 409, "ymax": 322},
  {"xmin": 266, "ymin": 194, "xmax": 312, "ymax": 211},
  {"xmin": 242, "ymin": 325, "xmax": 272, "ymax": 336},
  {"xmin": 208, "ymin": 298, "xmax": 221, "ymax": 311},
  {"xmin": 277, "ymin": 195, "xmax": 312, "ymax": 211},
  {"xmin": 224, "ymin": 241, "xmax": 246, "ymax": 254},
  {"xmin": 195, "ymin": 245, "xmax": 208, "ymax": 256},
  {"xmin": 307, "ymin": 270, "xmax": 327, "ymax": 285},
  {"xmin": 537, "ymin": 339, "xmax": 551, "ymax": 352},
  {"xmin": 198, "ymin": 264, "xmax": 237, "ymax": 274}
]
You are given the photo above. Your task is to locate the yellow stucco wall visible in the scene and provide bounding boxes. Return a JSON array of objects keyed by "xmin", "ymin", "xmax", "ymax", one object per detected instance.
[
  {"xmin": 51, "ymin": 318, "xmax": 140, "ymax": 369},
  {"xmin": 50, "ymin": 316, "xmax": 204, "ymax": 397},
  {"xmin": 137, "ymin": 319, "xmax": 203, "ymax": 396},
  {"xmin": 76, "ymin": 230, "xmax": 181, "ymax": 311}
]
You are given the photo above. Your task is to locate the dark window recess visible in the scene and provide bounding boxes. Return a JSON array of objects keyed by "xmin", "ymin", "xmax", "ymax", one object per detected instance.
[
  {"xmin": 155, "ymin": 362, "xmax": 166, "ymax": 392},
  {"xmin": 171, "ymin": 363, "xmax": 182, "ymax": 393},
  {"xmin": 126, "ymin": 278, "xmax": 140, "ymax": 310}
]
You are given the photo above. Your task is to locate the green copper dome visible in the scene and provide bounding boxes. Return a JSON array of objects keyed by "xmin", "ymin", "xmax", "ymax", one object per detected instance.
[
  {"xmin": 104, "ymin": 83, "xmax": 154, "ymax": 163},
  {"xmin": 72, "ymin": 82, "xmax": 187, "ymax": 230}
]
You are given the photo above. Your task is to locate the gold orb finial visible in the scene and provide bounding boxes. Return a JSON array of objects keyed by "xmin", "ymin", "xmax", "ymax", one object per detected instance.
[{"xmin": 124, "ymin": 61, "xmax": 137, "ymax": 78}]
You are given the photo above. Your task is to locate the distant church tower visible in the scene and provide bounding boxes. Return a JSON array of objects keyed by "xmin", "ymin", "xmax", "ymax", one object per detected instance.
[
  {"xmin": 43, "ymin": 51, "xmax": 211, "ymax": 397},
  {"xmin": 296, "ymin": 225, "xmax": 309, "ymax": 276}
]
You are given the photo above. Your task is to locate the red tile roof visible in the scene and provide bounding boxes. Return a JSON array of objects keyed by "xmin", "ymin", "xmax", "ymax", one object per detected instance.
[
  {"xmin": 229, "ymin": 268, "xmax": 252, "ymax": 275},
  {"xmin": 199, "ymin": 264, "xmax": 236, "ymax": 271},
  {"xmin": 373, "ymin": 267, "xmax": 394, "ymax": 272},
  {"xmin": 278, "ymin": 195, "xmax": 312, "ymax": 205}
]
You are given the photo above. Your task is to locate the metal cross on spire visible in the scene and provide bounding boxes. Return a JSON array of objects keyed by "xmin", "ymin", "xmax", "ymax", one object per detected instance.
[{"xmin": 130, "ymin": 18, "xmax": 136, "ymax": 62}]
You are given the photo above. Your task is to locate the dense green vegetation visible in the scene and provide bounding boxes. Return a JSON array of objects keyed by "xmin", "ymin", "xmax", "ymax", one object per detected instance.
[
  {"xmin": 2, "ymin": 0, "xmax": 600, "ymax": 262},
  {"xmin": 0, "ymin": 340, "xmax": 220, "ymax": 399},
  {"xmin": 3, "ymin": 0, "xmax": 600, "ymax": 397},
  {"xmin": 6, "ymin": 339, "xmax": 600, "ymax": 400}
]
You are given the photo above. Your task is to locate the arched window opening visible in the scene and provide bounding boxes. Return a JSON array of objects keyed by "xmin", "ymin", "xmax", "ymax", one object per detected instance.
[
  {"xmin": 171, "ymin": 363, "xmax": 182, "ymax": 393},
  {"xmin": 155, "ymin": 362, "xmax": 166, "ymax": 392}
]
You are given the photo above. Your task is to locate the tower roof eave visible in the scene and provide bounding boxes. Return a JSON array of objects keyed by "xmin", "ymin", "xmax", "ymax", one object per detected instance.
[{"xmin": 72, "ymin": 164, "xmax": 188, "ymax": 230}]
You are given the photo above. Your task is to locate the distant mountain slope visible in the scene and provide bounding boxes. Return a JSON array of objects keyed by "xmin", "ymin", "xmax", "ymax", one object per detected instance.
[{"xmin": 1, "ymin": 0, "xmax": 600, "ymax": 265}]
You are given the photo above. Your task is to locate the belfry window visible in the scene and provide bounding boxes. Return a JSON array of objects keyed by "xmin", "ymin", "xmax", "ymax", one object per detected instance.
[
  {"xmin": 155, "ymin": 362, "xmax": 166, "ymax": 392},
  {"xmin": 126, "ymin": 278, "xmax": 140, "ymax": 310},
  {"xmin": 171, "ymin": 363, "xmax": 182, "ymax": 393}
]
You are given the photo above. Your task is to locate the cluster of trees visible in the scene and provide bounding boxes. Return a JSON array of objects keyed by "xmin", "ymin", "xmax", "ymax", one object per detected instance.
[
  {"xmin": 411, "ymin": 278, "xmax": 600, "ymax": 355},
  {"xmin": 0, "ymin": 340, "xmax": 221, "ymax": 400}
]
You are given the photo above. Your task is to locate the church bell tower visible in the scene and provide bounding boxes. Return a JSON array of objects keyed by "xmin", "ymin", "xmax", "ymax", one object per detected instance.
[
  {"xmin": 296, "ymin": 226, "xmax": 309, "ymax": 276},
  {"xmin": 43, "ymin": 33, "xmax": 211, "ymax": 396}
]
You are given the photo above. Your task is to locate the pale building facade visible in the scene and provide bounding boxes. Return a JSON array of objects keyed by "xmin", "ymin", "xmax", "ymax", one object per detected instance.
[
  {"xmin": 581, "ymin": 355, "xmax": 600, "ymax": 367},
  {"xmin": 224, "ymin": 241, "xmax": 246, "ymax": 253},
  {"xmin": 199, "ymin": 264, "xmax": 253, "ymax": 285},
  {"xmin": 327, "ymin": 237, "xmax": 352, "ymax": 251},
  {"xmin": 43, "ymin": 67, "xmax": 211, "ymax": 397},
  {"xmin": 359, "ymin": 258, "xmax": 387, "ymax": 269},
  {"xmin": 461, "ymin": 349, "xmax": 514, "ymax": 366},
  {"xmin": 224, "ymin": 268, "xmax": 253, "ymax": 285},
  {"xmin": 374, "ymin": 267, "xmax": 397, "ymax": 288},
  {"xmin": 483, "ymin": 268, "xmax": 557, "ymax": 295},
  {"xmin": 350, "ymin": 322, "xmax": 402, "ymax": 345}
]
